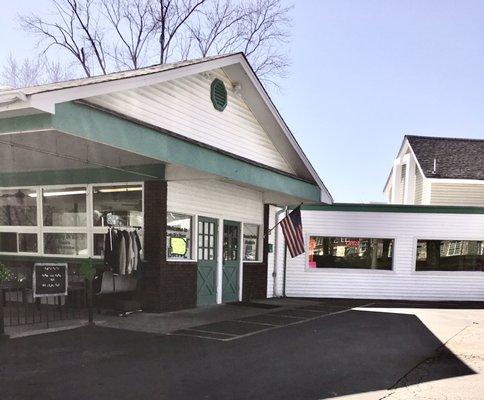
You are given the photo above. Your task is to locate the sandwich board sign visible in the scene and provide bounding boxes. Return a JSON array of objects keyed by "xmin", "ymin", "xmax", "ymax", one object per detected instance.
[{"xmin": 33, "ymin": 263, "xmax": 68, "ymax": 298}]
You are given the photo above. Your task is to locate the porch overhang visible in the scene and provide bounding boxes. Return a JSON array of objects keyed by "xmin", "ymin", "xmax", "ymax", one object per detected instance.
[{"xmin": 0, "ymin": 101, "xmax": 321, "ymax": 202}]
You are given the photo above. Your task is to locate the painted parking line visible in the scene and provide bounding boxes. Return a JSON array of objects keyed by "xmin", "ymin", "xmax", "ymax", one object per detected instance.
[{"xmin": 167, "ymin": 303, "xmax": 375, "ymax": 342}]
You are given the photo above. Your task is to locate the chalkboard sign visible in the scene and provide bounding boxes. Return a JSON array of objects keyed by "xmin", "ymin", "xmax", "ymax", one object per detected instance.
[{"xmin": 33, "ymin": 263, "xmax": 68, "ymax": 298}]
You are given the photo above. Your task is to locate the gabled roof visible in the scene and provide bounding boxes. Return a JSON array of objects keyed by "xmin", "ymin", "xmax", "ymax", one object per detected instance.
[
  {"xmin": 0, "ymin": 52, "xmax": 332, "ymax": 203},
  {"xmin": 406, "ymin": 135, "xmax": 484, "ymax": 180}
]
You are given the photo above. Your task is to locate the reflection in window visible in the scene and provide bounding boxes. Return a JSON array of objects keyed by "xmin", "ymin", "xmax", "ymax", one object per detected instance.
[
  {"xmin": 0, "ymin": 232, "xmax": 38, "ymax": 253},
  {"xmin": 0, "ymin": 189, "xmax": 37, "ymax": 226},
  {"xmin": 167, "ymin": 212, "xmax": 192, "ymax": 259},
  {"xmin": 243, "ymin": 223, "xmax": 259, "ymax": 261},
  {"xmin": 44, "ymin": 233, "xmax": 87, "ymax": 256},
  {"xmin": 308, "ymin": 236, "xmax": 393, "ymax": 270},
  {"xmin": 93, "ymin": 185, "xmax": 142, "ymax": 227},
  {"xmin": 223, "ymin": 224, "xmax": 239, "ymax": 261},
  {"xmin": 416, "ymin": 240, "xmax": 484, "ymax": 271},
  {"xmin": 43, "ymin": 188, "xmax": 86, "ymax": 226}
]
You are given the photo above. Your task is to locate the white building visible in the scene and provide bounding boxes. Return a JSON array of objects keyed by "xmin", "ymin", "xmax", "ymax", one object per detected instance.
[{"xmin": 384, "ymin": 135, "xmax": 484, "ymax": 206}]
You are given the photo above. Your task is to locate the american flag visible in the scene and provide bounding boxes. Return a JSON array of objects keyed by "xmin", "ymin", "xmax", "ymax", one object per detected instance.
[{"xmin": 280, "ymin": 205, "xmax": 305, "ymax": 258}]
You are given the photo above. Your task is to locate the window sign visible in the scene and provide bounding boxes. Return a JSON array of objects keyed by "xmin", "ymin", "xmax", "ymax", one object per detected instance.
[
  {"xmin": 33, "ymin": 263, "xmax": 68, "ymax": 297},
  {"xmin": 243, "ymin": 223, "xmax": 260, "ymax": 261},
  {"xmin": 167, "ymin": 213, "xmax": 192, "ymax": 259}
]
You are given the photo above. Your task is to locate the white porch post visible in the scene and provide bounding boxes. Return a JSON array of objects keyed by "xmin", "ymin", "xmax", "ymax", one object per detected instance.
[{"xmin": 390, "ymin": 159, "xmax": 402, "ymax": 204}]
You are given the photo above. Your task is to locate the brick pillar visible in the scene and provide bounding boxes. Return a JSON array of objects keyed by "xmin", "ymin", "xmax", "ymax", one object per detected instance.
[{"xmin": 141, "ymin": 180, "xmax": 166, "ymax": 312}]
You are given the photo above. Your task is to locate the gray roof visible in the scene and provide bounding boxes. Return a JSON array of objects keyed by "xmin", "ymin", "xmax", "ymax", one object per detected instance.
[{"xmin": 407, "ymin": 135, "xmax": 484, "ymax": 180}]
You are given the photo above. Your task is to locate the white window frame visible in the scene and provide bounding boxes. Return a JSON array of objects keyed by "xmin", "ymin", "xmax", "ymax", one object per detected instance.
[
  {"xmin": 304, "ymin": 233, "xmax": 396, "ymax": 272},
  {"xmin": 242, "ymin": 222, "xmax": 262, "ymax": 263},
  {"xmin": 166, "ymin": 211, "xmax": 195, "ymax": 262},
  {"xmin": 0, "ymin": 182, "xmax": 144, "ymax": 259}
]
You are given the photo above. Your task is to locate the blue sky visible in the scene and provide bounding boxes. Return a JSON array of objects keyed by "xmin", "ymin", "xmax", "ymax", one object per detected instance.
[{"xmin": 1, "ymin": 0, "xmax": 483, "ymax": 202}]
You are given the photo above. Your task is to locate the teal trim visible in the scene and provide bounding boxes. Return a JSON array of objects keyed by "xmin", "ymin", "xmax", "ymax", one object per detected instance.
[
  {"xmin": 0, "ymin": 164, "xmax": 164, "ymax": 186},
  {"xmin": 0, "ymin": 113, "xmax": 53, "ymax": 134},
  {"xmin": 50, "ymin": 102, "xmax": 320, "ymax": 201},
  {"xmin": 0, "ymin": 254, "xmax": 104, "ymax": 265},
  {"xmin": 297, "ymin": 202, "xmax": 484, "ymax": 215}
]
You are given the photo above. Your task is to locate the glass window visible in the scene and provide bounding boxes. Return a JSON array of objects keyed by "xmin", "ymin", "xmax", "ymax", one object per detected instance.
[
  {"xmin": 43, "ymin": 187, "xmax": 87, "ymax": 226},
  {"xmin": 44, "ymin": 233, "xmax": 88, "ymax": 256},
  {"xmin": 93, "ymin": 185, "xmax": 142, "ymax": 227},
  {"xmin": 243, "ymin": 223, "xmax": 260, "ymax": 261},
  {"xmin": 308, "ymin": 236, "xmax": 394, "ymax": 270},
  {"xmin": 19, "ymin": 233, "xmax": 38, "ymax": 253},
  {"xmin": 0, "ymin": 189, "xmax": 37, "ymax": 226},
  {"xmin": 416, "ymin": 240, "xmax": 484, "ymax": 271},
  {"xmin": 0, "ymin": 232, "xmax": 38, "ymax": 253},
  {"xmin": 167, "ymin": 213, "xmax": 192, "ymax": 259},
  {"xmin": 0, "ymin": 232, "xmax": 18, "ymax": 253}
]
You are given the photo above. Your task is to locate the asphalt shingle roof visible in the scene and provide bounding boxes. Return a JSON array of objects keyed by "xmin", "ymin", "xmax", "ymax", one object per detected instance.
[{"xmin": 406, "ymin": 135, "xmax": 484, "ymax": 180}]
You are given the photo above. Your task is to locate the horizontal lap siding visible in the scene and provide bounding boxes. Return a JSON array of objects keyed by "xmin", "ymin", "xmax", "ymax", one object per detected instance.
[
  {"xmin": 167, "ymin": 180, "xmax": 263, "ymax": 224},
  {"xmin": 431, "ymin": 183, "xmax": 484, "ymax": 206},
  {"xmin": 87, "ymin": 69, "xmax": 294, "ymax": 174},
  {"xmin": 282, "ymin": 210, "xmax": 484, "ymax": 301}
]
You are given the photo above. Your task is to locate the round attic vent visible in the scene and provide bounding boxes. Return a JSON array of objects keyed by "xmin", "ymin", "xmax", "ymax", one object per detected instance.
[{"xmin": 210, "ymin": 78, "xmax": 227, "ymax": 111}]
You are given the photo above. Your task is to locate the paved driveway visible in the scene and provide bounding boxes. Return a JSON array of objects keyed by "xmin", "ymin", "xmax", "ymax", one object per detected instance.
[{"xmin": 0, "ymin": 300, "xmax": 482, "ymax": 400}]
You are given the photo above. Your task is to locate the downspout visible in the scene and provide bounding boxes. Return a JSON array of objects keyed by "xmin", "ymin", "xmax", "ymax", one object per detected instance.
[{"xmin": 273, "ymin": 207, "xmax": 287, "ymax": 298}]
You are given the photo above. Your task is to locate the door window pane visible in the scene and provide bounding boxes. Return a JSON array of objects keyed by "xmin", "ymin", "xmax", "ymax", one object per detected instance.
[
  {"xmin": 19, "ymin": 233, "xmax": 37, "ymax": 253},
  {"xmin": 223, "ymin": 224, "xmax": 239, "ymax": 261},
  {"xmin": 43, "ymin": 188, "xmax": 86, "ymax": 226},
  {"xmin": 0, "ymin": 232, "xmax": 18, "ymax": 252},
  {"xmin": 93, "ymin": 185, "xmax": 142, "ymax": 227},
  {"xmin": 308, "ymin": 236, "xmax": 393, "ymax": 270},
  {"xmin": 44, "ymin": 233, "xmax": 87, "ymax": 256},
  {"xmin": 0, "ymin": 189, "xmax": 37, "ymax": 226},
  {"xmin": 167, "ymin": 212, "xmax": 192, "ymax": 259},
  {"xmin": 243, "ymin": 223, "xmax": 259, "ymax": 261},
  {"xmin": 416, "ymin": 240, "xmax": 484, "ymax": 271}
]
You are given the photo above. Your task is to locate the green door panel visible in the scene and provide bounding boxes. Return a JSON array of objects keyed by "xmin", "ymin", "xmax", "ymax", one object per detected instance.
[
  {"xmin": 222, "ymin": 220, "xmax": 240, "ymax": 303},
  {"xmin": 197, "ymin": 217, "xmax": 218, "ymax": 306}
]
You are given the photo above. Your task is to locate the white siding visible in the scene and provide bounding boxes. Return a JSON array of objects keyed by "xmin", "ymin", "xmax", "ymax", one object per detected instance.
[
  {"xmin": 414, "ymin": 169, "xmax": 423, "ymax": 204},
  {"xmin": 277, "ymin": 210, "xmax": 484, "ymax": 301},
  {"xmin": 88, "ymin": 69, "xmax": 294, "ymax": 174},
  {"xmin": 430, "ymin": 183, "xmax": 484, "ymax": 206},
  {"xmin": 167, "ymin": 180, "xmax": 263, "ymax": 224},
  {"xmin": 399, "ymin": 164, "xmax": 406, "ymax": 203}
]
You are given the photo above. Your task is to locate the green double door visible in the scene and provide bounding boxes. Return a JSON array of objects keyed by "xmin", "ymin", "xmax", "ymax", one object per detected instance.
[
  {"xmin": 196, "ymin": 217, "xmax": 240, "ymax": 306},
  {"xmin": 222, "ymin": 220, "xmax": 240, "ymax": 303}
]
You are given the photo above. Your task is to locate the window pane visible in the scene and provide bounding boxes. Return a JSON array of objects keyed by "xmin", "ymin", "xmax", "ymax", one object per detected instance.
[
  {"xmin": 93, "ymin": 233, "xmax": 105, "ymax": 257},
  {"xmin": 0, "ymin": 232, "xmax": 17, "ymax": 252},
  {"xmin": 0, "ymin": 189, "xmax": 37, "ymax": 226},
  {"xmin": 308, "ymin": 236, "xmax": 393, "ymax": 270},
  {"xmin": 416, "ymin": 240, "xmax": 484, "ymax": 271},
  {"xmin": 44, "ymin": 233, "xmax": 87, "ymax": 256},
  {"xmin": 19, "ymin": 233, "xmax": 37, "ymax": 253},
  {"xmin": 167, "ymin": 212, "xmax": 192, "ymax": 259},
  {"xmin": 243, "ymin": 223, "xmax": 259, "ymax": 261},
  {"xmin": 93, "ymin": 185, "xmax": 142, "ymax": 227},
  {"xmin": 42, "ymin": 188, "xmax": 86, "ymax": 227}
]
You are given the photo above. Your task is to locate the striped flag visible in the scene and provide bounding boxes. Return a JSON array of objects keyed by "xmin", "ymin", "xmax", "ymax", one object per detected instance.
[{"xmin": 280, "ymin": 205, "xmax": 305, "ymax": 258}]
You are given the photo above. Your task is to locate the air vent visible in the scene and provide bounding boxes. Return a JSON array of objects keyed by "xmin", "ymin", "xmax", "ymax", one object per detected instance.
[{"xmin": 210, "ymin": 78, "xmax": 227, "ymax": 111}]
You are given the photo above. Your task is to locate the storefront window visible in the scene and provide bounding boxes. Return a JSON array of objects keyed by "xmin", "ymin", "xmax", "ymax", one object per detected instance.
[
  {"xmin": 0, "ymin": 188, "xmax": 37, "ymax": 226},
  {"xmin": 308, "ymin": 236, "xmax": 393, "ymax": 270},
  {"xmin": 167, "ymin": 212, "xmax": 192, "ymax": 259},
  {"xmin": 43, "ymin": 187, "xmax": 87, "ymax": 227},
  {"xmin": 416, "ymin": 240, "xmax": 484, "ymax": 271},
  {"xmin": 93, "ymin": 185, "xmax": 142, "ymax": 227},
  {"xmin": 243, "ymin": 223, "xmax": 260, "ymax": 261},
  {"xmin": 44, "ymin": 233, "xmax": 88, "ymax": 256}
]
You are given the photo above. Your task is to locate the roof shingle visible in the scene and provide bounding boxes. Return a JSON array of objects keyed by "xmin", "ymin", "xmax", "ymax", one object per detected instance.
[{"xmin": 406, "ymin": 135, "xmax": 484, "ymax": 180}]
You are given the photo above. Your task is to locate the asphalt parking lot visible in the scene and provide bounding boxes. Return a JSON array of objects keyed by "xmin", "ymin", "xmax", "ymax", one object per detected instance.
[{"xmin": 0, "ymin": 300, "xmax": 481, "ymax": 400}]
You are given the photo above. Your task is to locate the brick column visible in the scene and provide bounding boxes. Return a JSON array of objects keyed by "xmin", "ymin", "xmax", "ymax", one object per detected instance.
[{"xmin": 141, "ymin": 180, "xmax": 166, "ymax": 312}]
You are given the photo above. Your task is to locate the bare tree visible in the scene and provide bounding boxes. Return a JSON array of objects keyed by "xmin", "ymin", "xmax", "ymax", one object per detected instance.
[
  {"xmin": 1, "ymin": 54, "xmax": 73, "ymax": 88},
  {"xmin": 16, "ymin": 0, "xmax": 292, "ymax": 85}
]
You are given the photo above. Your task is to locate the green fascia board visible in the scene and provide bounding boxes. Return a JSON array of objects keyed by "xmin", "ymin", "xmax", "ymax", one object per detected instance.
[
  {"xmin": 0, "ymin": 164, "xmax": 164, "ymax": 187},
  {"xmin": 50, "ymin": 102, "xmax": 320, "ymax": 201},
  {"xmin": 0, "ymin": 113, "xmax": 53, "ymax": 134},
  {"xmin": 298, "ymin": 202, "xmax": 484, "ymax": 215}
]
